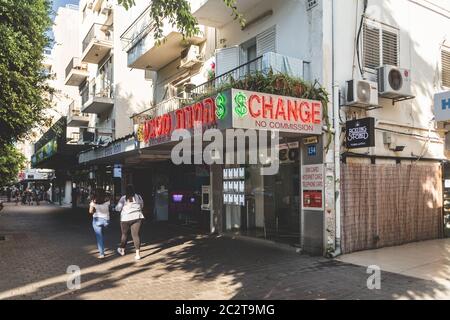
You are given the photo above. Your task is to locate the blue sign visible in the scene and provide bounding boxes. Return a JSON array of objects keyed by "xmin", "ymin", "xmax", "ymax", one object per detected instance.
[
  {"xmin": 308, "ymin": 145, "xmax": 317, "ymax": 157},
  {"xmin": 434, "ymin": 91, "xmax": 450, "ymax": 122}
]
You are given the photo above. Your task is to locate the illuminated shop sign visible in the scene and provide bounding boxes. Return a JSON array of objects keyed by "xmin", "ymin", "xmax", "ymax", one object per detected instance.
[
  {"xmin": 231, "ymin": 89, "xmax": 323, "ymax": 135},
  {"xmin": 136, "ymin": 89, "xmax": 323, "ymax": 147},
  {"xmin": 139, "ymin": 96, "xmax": 217, "ymax": 146}
]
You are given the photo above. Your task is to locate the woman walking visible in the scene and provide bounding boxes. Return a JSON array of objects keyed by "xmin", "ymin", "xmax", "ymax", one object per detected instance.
[
  {"xmin": 115, "ymin": 185, "xmax": 144, "ymax": 261},
  {"xmin": 90, "ymin": 188, "xmax": 110, "ymax": 259}
]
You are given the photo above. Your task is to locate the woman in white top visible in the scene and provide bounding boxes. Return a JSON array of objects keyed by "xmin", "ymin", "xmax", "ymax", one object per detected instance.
[
  {"xmin": 89, "ymin": 189, "xmax": 110, "ymax": 259},
  {"xmin": 115, "ymin": 185, "xmax": 144, "ymax": 260}
]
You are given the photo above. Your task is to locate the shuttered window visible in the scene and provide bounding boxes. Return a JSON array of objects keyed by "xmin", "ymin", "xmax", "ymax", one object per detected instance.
[
  {"xmin": 256, "ymin": 25, "xmax": 277, "ymax": 57},
  {"xmin": 442, "ymin": 48, "xmax": 450, "ymax": 88},
  {"xmin": 215, "ymin": 46, "xmax": 240, "ymax": 77},
  {"xmin": 363, "ymin": 19, "xmax": 399, "ymax": 71}
]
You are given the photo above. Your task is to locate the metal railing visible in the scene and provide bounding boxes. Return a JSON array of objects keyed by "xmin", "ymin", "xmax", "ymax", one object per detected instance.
[
  {"xmin": 120, "ymin": 5, "xmax": 154, "ymax": 52},
  {"xmin": 68, "ymin": 101, "xmax": 89, "ymax": 119},
  {"xmin": 133, "ymin": 96, "xmax": 190, "ymax": 123},
  {"xmin": 191, "ymin": 56, "xmax": 263, "ymax": 98},
  {"xmin": 82, "ymin": 23, "xmax": 114, "ymax": 53},
  {"xmin": 65, "ymin": 57, "xmax": 88, "ymax": 80},
  {"xmin": 81, "ymin": 78, "xmax": 114, "ymax": 107}
]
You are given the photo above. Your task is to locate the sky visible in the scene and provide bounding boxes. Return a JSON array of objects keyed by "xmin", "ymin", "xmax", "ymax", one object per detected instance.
[{"xmin": 52, "ymin": 0, "xmax": 79, "ymax": 13}]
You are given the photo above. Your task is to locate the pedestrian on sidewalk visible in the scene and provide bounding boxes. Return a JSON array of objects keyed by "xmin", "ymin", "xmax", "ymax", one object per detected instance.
[
  {"xmin": 115, "ymin": 185, "xmax": 145, "ymax": 261},
  {"xmin": 90, "ymin": 188, "xmax": 111, "ymax": 259}
]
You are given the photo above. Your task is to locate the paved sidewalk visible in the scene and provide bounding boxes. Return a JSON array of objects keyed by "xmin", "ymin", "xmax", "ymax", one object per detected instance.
[
  {"xmin": 0, "ymin": 203, "xmax": 448, "ymax": 300},
  {"xmin": 338, "ymin": 239, "xmax": 450, "ymax": 287}
]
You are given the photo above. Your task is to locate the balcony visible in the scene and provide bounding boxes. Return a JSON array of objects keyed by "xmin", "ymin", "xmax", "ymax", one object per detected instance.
[
  {"xmin": 133, "ymin": 97, "xmax": 190, "ymax": 125},
  {"xmin": 81, "ymin": 79, "xmax": 114, "ymax": 114},
  {"xmin": 67, "ymin": 101, "xmax": 90, "ymax": 127},
  {"xmin": 65, "ymin": 57, "xmax": 89, "ymax": 86},
  {"xmin": 120, "ymin": 5, "xmax": 205, "ymax": 71},
  {"xmin": 81, "ymin": 23, "xmax": 113, "ymax": 64},
  {"xmin": 191, "ymin": 0, "xmax": 264, "ymax": 28},
  {"xmin": 191, "ymin": 52, "xmax": 306, "ymax": 98}
]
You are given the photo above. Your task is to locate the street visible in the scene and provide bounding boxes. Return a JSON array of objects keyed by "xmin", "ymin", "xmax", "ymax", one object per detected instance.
[{"xmin": 0, "ymin": 203, "xmax": 448, "ymax": 300}]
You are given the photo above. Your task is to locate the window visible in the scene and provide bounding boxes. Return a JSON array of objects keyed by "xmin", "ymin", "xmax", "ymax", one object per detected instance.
[
  {"xmin": 363, "ymin": 19, "xmax": 399, "ymax": 71},
  {"xmin": 442, "ymin": 47, "xmax": 450, "ymax": 88}
]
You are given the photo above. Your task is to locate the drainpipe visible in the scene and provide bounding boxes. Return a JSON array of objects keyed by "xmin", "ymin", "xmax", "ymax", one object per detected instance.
[{"xmin": 330, "ymin": 0, "xmax": 342, "ymax": 258}]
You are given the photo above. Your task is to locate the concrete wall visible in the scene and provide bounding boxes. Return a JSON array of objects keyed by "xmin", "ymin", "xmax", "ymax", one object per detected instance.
[{"xmin": 332, "ymin": 0, "xmax": 450, "ymax": 162}]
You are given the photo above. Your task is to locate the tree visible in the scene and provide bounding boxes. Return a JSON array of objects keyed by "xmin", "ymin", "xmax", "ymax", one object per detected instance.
[
  {"xmin": 0, "ymin": 144, "xmax": 26, "ymax": 186},
  {"xmin": 0, "ymin": 0, "xmax": 53, "ymax": 146},
  {"xmin": 118, "ymin": 0, "xmax": 245, "ymax": 41}
]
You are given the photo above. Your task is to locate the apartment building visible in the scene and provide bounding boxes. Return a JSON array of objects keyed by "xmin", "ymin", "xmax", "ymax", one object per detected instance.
[
  {"xmin": 74, "ymin": 0, "xmax": 450, "ymax": 256},
  {"xmin": 29, "ymin": 4, "xmax": 89, "ymax": 205}
]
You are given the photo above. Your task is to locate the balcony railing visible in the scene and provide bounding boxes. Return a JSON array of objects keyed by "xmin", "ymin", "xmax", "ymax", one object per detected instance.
[
  {"xmin": 133, "ymin": 97, "xmax": 190, "ymax": 123},
  {"xmin": 191, "ymin": 56, "xmax": 263, "ymax": 98},
  {"xmin": 81, "ymin": 78, "xmax": 114, "ymax": 106},
  {"xmin": 82, "ymin": 23, "xmax": 114, "ymax": 53},
  {"xmin": 65, "ymin": 57, "xmax": 88, "ymax": 80},
  {"xmin": 68, "ymin": 101, "xmax": 89, "ymax": 118},
  {"xmin": 120, "ymin": 5, "xmax": 153, "ymax": 52}
]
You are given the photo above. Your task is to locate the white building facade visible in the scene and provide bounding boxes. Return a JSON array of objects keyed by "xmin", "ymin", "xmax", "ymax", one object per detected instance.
[{"xmin": 72, "ymin": 0, "xmax": 450, "ymax": 255}]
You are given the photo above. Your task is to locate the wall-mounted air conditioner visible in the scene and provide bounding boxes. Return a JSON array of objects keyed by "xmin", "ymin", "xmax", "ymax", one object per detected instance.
[
  {"xmin": 377, "ymin": 65, "xmax": 413, "ymax": 99},
  {"xmin": 346, "ymin": 79, "xmax": 379, "ymax": 107},
  {"xmin": 180, "ymin": 45, "xmax": 202, "ymax": 69}
]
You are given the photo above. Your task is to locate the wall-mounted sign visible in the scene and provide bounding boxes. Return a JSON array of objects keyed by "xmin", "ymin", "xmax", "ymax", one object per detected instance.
[
  {"xmin": 303, "ymin": 136, "xmax": 319, "ymax": 145},
  {"xmin": 32, "ymin": 139, "xmax": 58, "ymax": 166},
  {"xmin": 302, "ymin": 164, "xmax": 324, "ymax": 211},
  {"xmin": 434, "ymin": 91, "xmax": 450, "ymax": 122},
  {"xmin": 231, "ymin": 89, "xmax": 323, "ymax": 135},
  {"xmin": 307, "ymin": 145, "xmax": 317, "ymax": 157},
  {"xmin": 346, "ymin": 117, "xmax": 375, "ymax": 149},
  {"xmin": 135, "ymin": 88, "xmax": 324, "ymax": 149}
]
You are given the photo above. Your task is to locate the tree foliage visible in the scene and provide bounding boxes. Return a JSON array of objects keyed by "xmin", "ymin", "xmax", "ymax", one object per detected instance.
[
  {"xmin": 0, "ymin": 0, "xmax": 53, "ymax": 146},
  {"xmin": 0, "ymin": 144, "xmax": 26, "ymax": 186},
  {"xmin": 118, "ymin": 0, "xmax": 245, "ymax": 41}
]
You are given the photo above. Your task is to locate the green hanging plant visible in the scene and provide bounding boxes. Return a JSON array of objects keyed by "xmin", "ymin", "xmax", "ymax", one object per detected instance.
[{"xmin": 183, "ymin": 71, "xmax": 332, "ymax": 151}]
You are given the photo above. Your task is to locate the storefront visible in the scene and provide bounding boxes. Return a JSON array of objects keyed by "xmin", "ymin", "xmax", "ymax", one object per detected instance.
[{"xmin": 135, "ymin": 88, "xmax": 325, "ymax": 253}]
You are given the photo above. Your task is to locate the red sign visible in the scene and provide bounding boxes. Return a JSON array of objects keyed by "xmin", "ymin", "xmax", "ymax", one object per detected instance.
[
  {"xmin": 232, "ymin": 89, "xmax": 323, "ymax": 134},
  {"xmin": 303, "ymin": 190, "xmax": 323, "ymax": 209},
  {"xmin": 143, "ymin": 97, "xmax": 217, "ymax": 143}
]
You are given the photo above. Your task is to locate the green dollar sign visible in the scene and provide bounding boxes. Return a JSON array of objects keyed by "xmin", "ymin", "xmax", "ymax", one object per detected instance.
[
  {"xmin": 215, "ymin": 93, "xmax": 227, "ymax": 120},
  {"xmin": 234, "ymin": 92, "xmax": 248, "ymax": 118}
]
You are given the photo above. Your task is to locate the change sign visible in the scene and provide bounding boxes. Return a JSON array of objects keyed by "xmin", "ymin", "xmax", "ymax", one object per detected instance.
[{"xmin": 346, "ymin": 117, "xmax": 375, "ymax": 149}]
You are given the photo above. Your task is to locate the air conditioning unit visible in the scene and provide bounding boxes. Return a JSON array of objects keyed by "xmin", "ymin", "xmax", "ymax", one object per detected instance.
[
  {"xmin": 180, "ymin": 45, "xmax": 202, "ymax": 69},
  {"xmin": 377, "ymin": 65, "xmax": 413, "ymax": 99},
  {"xmin": 346, "ymin": 79, "xmax": 379, "ymax": 107}
]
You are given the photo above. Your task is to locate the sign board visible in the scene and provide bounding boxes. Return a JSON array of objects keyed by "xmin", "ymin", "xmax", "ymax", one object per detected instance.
[
  {"xmin": 113, "ymin": 165, "xmax": 122, "ymax": 178},
  {"xmin": 231, "ymin": 89, "xmax": 323, "ymax": 135},
  {"xmin": 435, "ymin": 91, "xmax": 450, "ymax": 122},
  {"xmin": 346, "ymin": 117, "xmax": 375, "ymax": 149},
  {"xmin": 303, "ymin": 136, "xmax": 319, "ymax": 145},
  {"xmin": 135, "ymin": 89, "xmax": 324, "ymax": 149},
  {"xmin": 301, "ymin": 164, "xmax": 324, "ymax": 211}
]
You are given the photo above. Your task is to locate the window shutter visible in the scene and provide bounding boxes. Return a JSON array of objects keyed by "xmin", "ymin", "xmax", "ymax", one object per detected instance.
[
  {"xmin": 363, "ymin": 23, "xmax": 381, "ymax": 70},
  {"xmin": 442, "ymin": 48, "xmax": 450, "ymax": 88},
  {"xmin": 256, "ymin": 25, "xmax": 277, "ymax": 57},
  {"xmin": 382, "ymin": 29, "xmax": 399, "ymax": 66},
  {"xmin": 363, "ymin": 19, "xmax": 399, "ymax": 71},
  {"xmin": 215, "ymin": 46, "xmax": 240, "ymax": 77}
]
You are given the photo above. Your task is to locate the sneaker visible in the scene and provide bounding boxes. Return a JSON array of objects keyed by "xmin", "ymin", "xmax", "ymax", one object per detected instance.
[
  {"xmin": 117, "ymin": 248, "xmax": 125, "ymax": 256},
  {"xmin": 135, "ymin": 254, "xmax": 141, "ymax": 261},
  {"xmin": 99, "ymin": 254, "xmax": 105, "ymax": 259}
]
